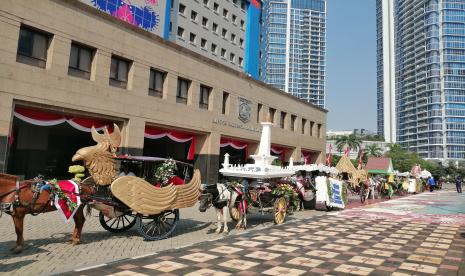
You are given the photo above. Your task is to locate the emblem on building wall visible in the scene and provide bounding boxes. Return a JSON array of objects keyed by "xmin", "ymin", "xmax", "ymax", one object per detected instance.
[{"xmin": 238, "ymin": 97, "xmax": 251, "ymax": 123}]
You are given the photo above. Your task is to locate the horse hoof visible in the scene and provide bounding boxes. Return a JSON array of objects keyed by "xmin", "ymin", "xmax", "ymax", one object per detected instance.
[
  {"xmin": 222, "ymin": 231, "xmax": 229, "ymax": 236},
  {"xmin": 11, "ymin": 246, "xmax": 23, "ymax": 254}
]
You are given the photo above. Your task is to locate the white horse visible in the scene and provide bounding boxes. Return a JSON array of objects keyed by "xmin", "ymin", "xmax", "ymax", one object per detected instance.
[{"xmin": 198, "ymin": 183, "xmax": 232, "ymax": 234}]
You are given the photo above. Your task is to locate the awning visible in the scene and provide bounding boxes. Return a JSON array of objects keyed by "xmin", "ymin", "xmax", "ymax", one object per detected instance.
[
  {"xmin": 144, "ymin": 126, "xmax": 196, "ymax": 160},
  {"xmin": 301, "ymin": 150, "xmax": 312, "ymax": 164},
  {"xmin": 220, "ymin": 138, "xmax": 248, "ymax": 157},
  {"xmin": 13, "ymin": 106, "xmax": 113, "ymax": 132},
  {"xmin": 271, "ymin": 146, "xmax": 285, "ymax": 162}
]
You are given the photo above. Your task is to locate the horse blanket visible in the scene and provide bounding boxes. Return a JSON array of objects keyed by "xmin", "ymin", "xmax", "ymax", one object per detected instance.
[{"xmin": 55, "ymin": 180, "xmax": 81, "ymax": 222}]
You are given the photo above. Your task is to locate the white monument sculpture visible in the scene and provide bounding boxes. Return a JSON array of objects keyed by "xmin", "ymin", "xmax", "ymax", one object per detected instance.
[{"xmin": 219, "ymin": 120, "xmax": 295, "ymax": 179}]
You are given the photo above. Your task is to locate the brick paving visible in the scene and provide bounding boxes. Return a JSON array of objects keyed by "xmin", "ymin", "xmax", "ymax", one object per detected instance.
[
  {"xmin": 62, "ymin": 189, "xmax": 465, "ymax": 276},
  {"xmin": 0, "ymin": 202, "xmax": 323, "ymax": 275}
]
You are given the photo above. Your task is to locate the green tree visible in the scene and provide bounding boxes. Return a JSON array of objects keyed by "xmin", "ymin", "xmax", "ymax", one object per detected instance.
[
  {"xmin": 335, "ymin": 134, "xmax": 362, "ymax": 153},
  {"xmin": 363, "ymin": 143, "xmax": 383, "ymax": 158}
]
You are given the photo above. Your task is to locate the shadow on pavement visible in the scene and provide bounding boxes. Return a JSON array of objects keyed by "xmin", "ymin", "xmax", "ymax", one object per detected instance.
[{"xmin": 0, "ymin": 260, "xmax": 37, "ymax": 273}]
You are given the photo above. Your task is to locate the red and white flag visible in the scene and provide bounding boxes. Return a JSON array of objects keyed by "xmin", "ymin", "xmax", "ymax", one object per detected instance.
[
  {"xmin": 344, "ymin": 147, "xmax": 351, "ymax": 156},
  {"xmin": 326, "ymin": 144, "xmax": 332, "ymax": 166},
  {"xmin": 358, "ymin": 147, "xmax": 363, "ymax": 169}
]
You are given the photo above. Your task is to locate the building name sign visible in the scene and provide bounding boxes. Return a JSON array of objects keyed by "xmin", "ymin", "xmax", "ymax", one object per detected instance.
[{"xmin": 212, "ymin": 119, "xmax": 260, "ymax": 133}]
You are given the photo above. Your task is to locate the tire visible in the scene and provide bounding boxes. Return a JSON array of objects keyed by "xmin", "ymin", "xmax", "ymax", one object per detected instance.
[
  {"xmin": 99, "ymin": 211, "xmax": 136, "ymax": 233},
  {"xmin": 274, "ymin": 197, "xmax": 287, "ymax": 224},
  {"xmin": 136, "ymin": 209, "xmax": 179, "ymax": 241},
  {"xmin": 229, "ymin": 203, "xmax": 241, "ymax": 222}
]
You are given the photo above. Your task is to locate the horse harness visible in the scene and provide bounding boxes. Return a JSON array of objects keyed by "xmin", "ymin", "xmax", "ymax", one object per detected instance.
[
  {"xmin": 201, "ymin": 184, "xmax": 229, "ymax": 209},
  {"xmin": 0, "ymin": 176, "xmax": 55, "ymax": 216}
]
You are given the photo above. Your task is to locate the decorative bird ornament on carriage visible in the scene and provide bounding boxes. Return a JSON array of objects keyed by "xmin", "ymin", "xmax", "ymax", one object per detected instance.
[{"xmin": 0, "ymin": 124, "xmax": 201, "ymax": 252}]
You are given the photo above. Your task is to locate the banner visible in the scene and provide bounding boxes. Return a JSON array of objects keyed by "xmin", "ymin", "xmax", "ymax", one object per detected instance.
[{"xmin": 328, "ymin": 179, "xmax": 345, "ymax": 209}]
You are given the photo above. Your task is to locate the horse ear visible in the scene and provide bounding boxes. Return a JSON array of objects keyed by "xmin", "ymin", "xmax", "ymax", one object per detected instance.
[
  {"xmin": 91, "ymin": 126, "xmax": 105, "ymax": 143},
  {"xmin": 109, "ymin": 124, "xmax": 121, "ymax": 148}
]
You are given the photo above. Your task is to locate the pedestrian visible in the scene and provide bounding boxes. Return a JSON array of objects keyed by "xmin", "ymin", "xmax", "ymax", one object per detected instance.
[
  {"xmin": 427, "ymin": 176, "xmax": 435, "ymax": 192},
  {"xmin": 455, "ymin": 175, "xmax": 463, "ymax": 194}
]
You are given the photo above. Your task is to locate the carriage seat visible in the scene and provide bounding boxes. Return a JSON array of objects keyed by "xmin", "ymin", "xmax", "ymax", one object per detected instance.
[{"xmin": 154, "ymin": 176, "xmax": 185, "ymax": 188}]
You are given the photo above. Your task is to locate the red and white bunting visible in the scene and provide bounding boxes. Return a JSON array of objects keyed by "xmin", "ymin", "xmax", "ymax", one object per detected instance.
[{"xmin": 144, "ymin": 127, "xmax": 196, "ymax": 160}]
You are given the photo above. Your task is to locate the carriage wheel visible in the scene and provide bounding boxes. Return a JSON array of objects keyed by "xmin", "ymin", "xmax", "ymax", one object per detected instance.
[
  {"xmin": 136, "ymin": 209, "xmax": 179, "ymax": 241},
  {"xmin": 274, "ymin": 197, "xmax": 287, "ymax": 224},
  {"xmin": 229, "ymin": 203, "xmax": 241, "ymax": 222},
  {"xmin": 360, "ymin": 185, "xmax": 367, "ymax": 203},
  {"xmin": 99, "ymin": 212, "xmax": 136, "ymax": 233}
]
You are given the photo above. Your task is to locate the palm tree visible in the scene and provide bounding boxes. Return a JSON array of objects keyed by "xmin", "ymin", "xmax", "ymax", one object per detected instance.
[
  {"xmin": 335, "ymin": 134, "xmax": 362, "ymax": 153},
  {"xmin": 363, "ymin": 143, "xmax": 383, "ymax": 157}
]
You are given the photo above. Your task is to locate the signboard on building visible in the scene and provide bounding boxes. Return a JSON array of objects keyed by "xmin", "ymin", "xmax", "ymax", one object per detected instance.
[{"xmin": 79, "ymin": 0, "xmax": 168, "ymax": 38}]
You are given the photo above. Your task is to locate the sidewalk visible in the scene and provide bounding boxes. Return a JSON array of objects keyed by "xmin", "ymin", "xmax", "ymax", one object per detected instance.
[{"xmin": 63, "ymin": 190, "xmax": 465, "ymax": 276}]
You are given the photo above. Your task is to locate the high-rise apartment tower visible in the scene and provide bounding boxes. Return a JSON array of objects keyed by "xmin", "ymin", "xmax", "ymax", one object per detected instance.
[
  {"xmin": 377, "ymin": 0, "xmax": 465, "ymax": 160},
  {"xmin": 260, "ymin": 0, "xmax": 327, "ymax": 108}
]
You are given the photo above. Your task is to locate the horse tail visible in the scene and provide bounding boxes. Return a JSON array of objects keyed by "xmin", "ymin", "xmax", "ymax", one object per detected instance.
[{"xmin": 85, "ymin": 204, "xmax": 92, "ymax": 217}]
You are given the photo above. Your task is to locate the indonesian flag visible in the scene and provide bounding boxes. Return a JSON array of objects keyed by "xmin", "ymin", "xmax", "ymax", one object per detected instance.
[
  {"xmin": 326, "ymin": 144, "xmax": 332, "ymax": 166},
  {"xmin": 358, "ymin": 147, "xmax": 363, "ymax": 169}
]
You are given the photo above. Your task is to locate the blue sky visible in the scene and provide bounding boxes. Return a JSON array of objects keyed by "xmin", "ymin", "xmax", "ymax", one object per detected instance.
[{"xmin": 326, "ymin": 0, "xmax": 377, "ymax": 131}]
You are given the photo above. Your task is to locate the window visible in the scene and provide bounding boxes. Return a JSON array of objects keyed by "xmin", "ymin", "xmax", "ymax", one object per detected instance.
[
  {"xmin": 68, "ymin": 43, "xmax": 93, "ymax": 79},
  {"xmin": 238, "ymin": 57, "xmax": 243, "ymax": 67},
  {"xmin": 232, "ymin": 14, "xmax": 237, "ymax": 23},
  {"xmin": 149, "ymin": 68, "xmax": 165, "ymax": 97},
  {"xmin": 222, "ymin": 28, "xmax": 227, "ymax": 37},
  {"xmin": 223, "ymin": 8, "xmax": 229, "ymax": 18},
  {"xmin": 176, "ymin": 78, "xmax": 190, "ymax": 104},
  {"xmin": 220, "ymin": 48, "xmax": 226, "ymax": 58},
  {"xmin": 229, "ymin": 53, "xmax": 235, "ymax": 62},
  {"xmin": 109, "ymin": 55, "xmax": 130, "ymax": 89},
  {"xmin": 212, "ymin": 23, "xmax": 218, "ymax": 33},
  {"xmin": 291, "ymin": 115, "xmax": 296, "ymax": 131},
  {"xmin": 201, "ymin": 38, "xmax": 207, "ymax": 48},
  {"xmin": 301, "ymin": 119, "xmax": 307, "ymax": 134},
  {"xmin": 280, "ymin": 112, "xmax": 286, "ymax": 129},
  {"xmin": 269, "ymin": 108, "xmax": 276, "ymax": 123},
  {"xmin": 177, "ymin": 27, "xmax": 184, "ymax": 37},
  {"xmin": 189, "ymin": 32, "xmax": 196, "ymax": 43},
  {"xmin": 310, "ymin": 121, "xmax": 315, "ymax": 136},
  {"xmin": 211, "ymin": 43, "xmax": 217, "ymax": 53},
  {"xmin": 257, "ymin": 103, "xmax": 262, "ymax": 123},
  {"xmin": 16, "ymin": 26, "xmax": 50, "ymax": 68},
  {"xmin": 222, "ymin": 92, "xmax": 229, "ymax": 114},
  {"xmin": 240, "ymin": 20, "xmax": 245, "ymax": 29},
  {"xmin": 213, "ymin": 2, "xmax": 219, "ymax": 12},
  {"xmin": 231, "ymin": 33, "xmax": 236, "ymax": 42},
  {"xmin": 199, "ymin": 85, "xmax": 211, "ymax": 109},
  {"xmin": 179, "ymin": 3, "xmax": 186, "ymax": 14},
  {"xmin": 239, "ymin": 38, "xmax": 244, "ymax": 47},
  {"xmin": 202, "ymin": 17, "xmax": 208, "ymax": 27},
  {"xmin": 203, "ymin": 0, "xmax": 209, "ymax": 5},
  {"xmin": 317, "ymin": 123, "xmax": 322, "ymax": 138},
  {"xmin": 191, "ymin": 10, "xmax": 198, "ymax": 21},
  {"xmin": 241, "ymin": 1, "xmax": 246, "ymax": 10}
]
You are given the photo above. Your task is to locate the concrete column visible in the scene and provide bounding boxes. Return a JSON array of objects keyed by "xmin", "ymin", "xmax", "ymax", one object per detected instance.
[
  {"xmin": 194, "ymin": 131, "xmax": 220, "ymax": 184},
  {"xmin": 0, "ymin": 94, "xmax": 13, "ymax": 172},
  {"xmin": 189, "ymin": 81, "xmax": 200, "ymax": 107},
  {"xmin": 164, "ymin": 72, "xmax": 177, "ymax": 103},
  {"xmin": 120, "ymin": 117, "xmax": 145, "ymax": 156}
]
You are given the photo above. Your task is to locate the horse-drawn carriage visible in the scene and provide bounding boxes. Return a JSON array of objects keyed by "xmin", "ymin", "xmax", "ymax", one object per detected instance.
[
  {"xmin": 199, "ymin": 120, "xmax": 298, "ymax": 231},
  {"xmin": 89, "ymin": 155, "xmax": 199, "ymax": 240},
  {"xmin": 0, "ymin": 124, "xmax": 201, "ymax": 252}
]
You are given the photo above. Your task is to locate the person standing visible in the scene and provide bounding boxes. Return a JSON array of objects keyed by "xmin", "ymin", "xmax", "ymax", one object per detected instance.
[
  {"xmin": 427, "ymin": 176, "xmax": 436, "ymax": 192},
  {"xmin": 455, "ymin": 176, "xmax": 463, "ymax": 193}
]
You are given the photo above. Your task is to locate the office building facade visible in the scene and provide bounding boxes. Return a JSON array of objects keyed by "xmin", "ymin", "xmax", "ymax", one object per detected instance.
[
  {"xmin": 377, "ymin": 0, "xmax": 465, "ymax": 160},
  {"xmin": 79, "ymin": 0, "xmax": 261, "ymax": 78},
  {"xmin": 260, "ymin": 0, "xmax": 326, "ymax": 108}
]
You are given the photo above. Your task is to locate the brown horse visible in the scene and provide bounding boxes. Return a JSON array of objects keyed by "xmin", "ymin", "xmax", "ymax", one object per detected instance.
[
  {"xmin": 0, "ymin": 173, "xmax": 95, "ymax": 253},
  {"xmin": 1, "ymin": 124, "xmax": 121, "ymax": 253}
]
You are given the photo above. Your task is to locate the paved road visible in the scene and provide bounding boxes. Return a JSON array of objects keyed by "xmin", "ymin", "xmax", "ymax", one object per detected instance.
[
  {"xmin": 0, "ymin": 201, "xmax": 323, "ymax": 275},
  {"xmin": 64, "ymin": 190, "xmax": 465, "ymax": 276}
]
